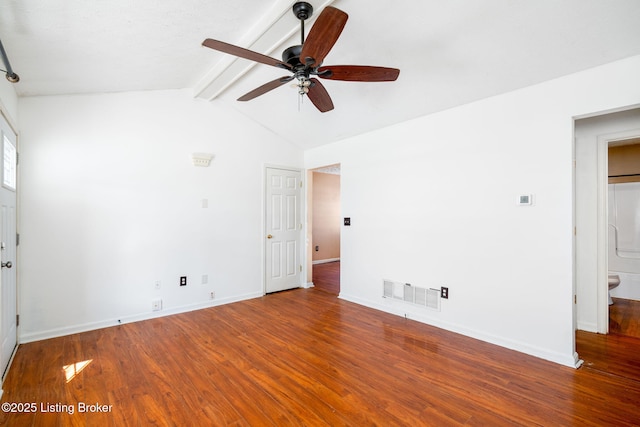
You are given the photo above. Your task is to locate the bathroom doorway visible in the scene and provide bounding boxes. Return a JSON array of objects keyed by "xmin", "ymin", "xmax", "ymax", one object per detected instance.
[
  {"xmin": 607, "ymin": 140, "xmax": 640, "ymax": 338},
  {"xmin": 574, "ymin": 108, "xmax": 640, "ymax": 337},
  {"xmin": 307, "ymin": 164, "xmax": 341, "ymax": 295}
]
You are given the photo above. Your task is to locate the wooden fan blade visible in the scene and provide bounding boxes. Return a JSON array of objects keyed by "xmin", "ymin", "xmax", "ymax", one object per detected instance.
[
  {"xmin": 307, "ymin": 78, "xmax": 334, "ymax": 113},
  {"xmin": 202, "ymin": 39, "xmax": 291, "ymax": 70},
  {"xmin": 237, "ymin": 76, "xmax": 294, "ymax": 102},
  {"xmin": 317, "ymin": 65, "xmax": 400, "ymax": 82},
  {"xmin": 299, "ymin": 7, "xmax": 348, "ymax": 68}
]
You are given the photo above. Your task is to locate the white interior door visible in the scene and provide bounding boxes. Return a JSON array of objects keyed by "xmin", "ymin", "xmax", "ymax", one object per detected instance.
[
  {"xmin": 0, "ymin": 116, "xmax": 17, "ymax": 381},
  {"xmin": 265, "ymin": 167, "xmax": 302, "ymax": 293}
]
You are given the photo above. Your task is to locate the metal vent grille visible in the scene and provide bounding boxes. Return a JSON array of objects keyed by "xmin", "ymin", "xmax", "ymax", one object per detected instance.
[
  {"xmin": 426, "ymin": 288, "xmax": 440, "ymax": 310},
  {"xmin": 382, "ymin": 280, "xmax": 440, "ymax": 311},
  {"xmin": 383, "ymin": 280, "xmax": 394, "ymax": 298},
  {"xmin": 415, "ymin": 287, "xmax": 427, "ymax": 306}
]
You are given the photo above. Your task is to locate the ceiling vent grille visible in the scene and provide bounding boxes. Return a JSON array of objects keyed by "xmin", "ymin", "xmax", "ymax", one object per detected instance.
[{"xmin": 383, "ymin": 280, "xmax": 440, "ymax": 311}]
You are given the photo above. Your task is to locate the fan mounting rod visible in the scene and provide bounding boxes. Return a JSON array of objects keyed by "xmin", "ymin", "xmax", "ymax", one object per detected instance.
[{"xmin": 292, "ymin": 2, "xmax": 313, "ymax": 45}]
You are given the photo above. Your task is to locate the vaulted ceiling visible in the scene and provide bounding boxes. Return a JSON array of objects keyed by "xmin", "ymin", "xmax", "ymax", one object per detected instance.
[{"xmin": 1, "ymin": 0, "xmax": 640, "ymax": 149}]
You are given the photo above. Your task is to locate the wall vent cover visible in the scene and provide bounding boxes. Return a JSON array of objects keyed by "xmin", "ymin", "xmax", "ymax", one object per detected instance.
[{"xmin": 383, "ymin": 280, "xmax": 440, "ymax": 311}]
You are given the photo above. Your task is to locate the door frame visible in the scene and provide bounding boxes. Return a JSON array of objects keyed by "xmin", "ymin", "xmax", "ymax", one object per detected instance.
[
  {"xmin": 307, "ymin": 164, "xmax": 342, "ymax": 293},
  {"xmin": 595, "ymin": 129, "xmax": 640, "ymax": 333},
  {"xmin": 263, "ymin": 165, "xmax": 306, "ymax": 294},
  {"xmin": 0, "ymin": 107, "xmax": 18, "ymax": 389}
]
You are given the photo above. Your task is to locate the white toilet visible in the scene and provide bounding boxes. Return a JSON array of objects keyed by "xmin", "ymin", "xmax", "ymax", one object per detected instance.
[{"xmin": 608, "ymin": 274, "xmax": 621, "ymax": 305}]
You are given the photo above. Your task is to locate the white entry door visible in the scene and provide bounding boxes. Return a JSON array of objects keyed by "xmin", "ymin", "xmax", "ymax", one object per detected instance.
[
  {"xmin": 0, "ymin": 116, "xmax": 17, "ymax": 380},
  {"xmin": 265, "ymin": 167, "xmax": 302, "ymax": 293}
]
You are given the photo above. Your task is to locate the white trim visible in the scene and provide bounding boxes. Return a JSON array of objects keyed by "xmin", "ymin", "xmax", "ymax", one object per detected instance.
[
  {"xmin": 339, "ymin": 293, "xmax": 579, "ymax": 368},
  {"xmin": 596, "ymin": 137, "xmax": 609, "ymax": 333},
  {"xmin": 312, "ymin": 258, "xmax": 340, "ymax": 265},
  {"xmin": 595, "ymin": 128, "xmax": 640, "ymax": 333},
  {"xmin": 19, "ymin": 292, "xmax": 263, "ymax": 344},
  {"xmin": 0, "ymin": 343, "xmax": 17, "ymax": 386},
  {"xmin": 577, "ymin": 320, "xmax": 598, "ymax": 333},
  {"xmin": 0, "ymin": 99, "xmax": 18, "ymax": 137}
]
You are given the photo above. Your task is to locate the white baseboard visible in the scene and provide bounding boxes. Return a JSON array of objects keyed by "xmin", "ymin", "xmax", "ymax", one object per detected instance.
[
  {"xmin": 312, "ymin": 258, "xmax": 340, "ymax": 265},
  {"xmin": 577, "ymin": 321, "xmax": 598, "ymax": 333},
  {"xmin": 19, "ymin": 292, "xmax": 263, "ymax": 344},
  {"xmin": 339, "ymin": 293, "xmax": 579, "ymax": 368}
]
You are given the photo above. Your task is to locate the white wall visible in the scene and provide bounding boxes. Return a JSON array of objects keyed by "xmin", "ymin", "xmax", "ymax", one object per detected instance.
[
  {"xmin": 18, "ymin": 89, "xmax": 303, "ymax": 342},
  {"xmin": 305, "ymin": 55, "xmax": 640, "ymax": 367}
]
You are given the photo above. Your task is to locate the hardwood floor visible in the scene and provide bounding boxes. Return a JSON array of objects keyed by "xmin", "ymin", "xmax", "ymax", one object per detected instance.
[
  {"xmin": 610, "ymin": 297, "xmax": 640, "ymax": 338},
  {"xmin": 312, "ymin": 261, "xmax": 340, "ymax": 294},
  {"xmin": 2, "ymin": 289, "xmax": 640, "ymax": 426},
  {"xmin": 576, "ymin": 330, "xmax": 640, "ymax": 384}
]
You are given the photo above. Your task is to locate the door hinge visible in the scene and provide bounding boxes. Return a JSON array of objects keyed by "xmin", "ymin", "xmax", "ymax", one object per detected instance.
[
  {"xmin": 574, "ymin": 295, "xmax": 577, "ymax": 304},
  {"xmin": 16, "ymin": 232, "xmax": 20, "ymax": 246},
  {"xmin": 299, "ymin": 265, "xmax": 302, "ymax": 273},
  {"xmin": 16, "ymin": 314, "xmax": 19, "ymax": 327},
  {"xmin": 299, "ymin": 181, "xmax": 302, "ymax": 188}
]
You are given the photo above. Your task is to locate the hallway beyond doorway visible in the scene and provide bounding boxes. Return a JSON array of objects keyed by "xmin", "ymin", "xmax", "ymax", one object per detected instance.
[{"xmin": 312, "ymin": 261, "xmax": 340, "ymax": 294}]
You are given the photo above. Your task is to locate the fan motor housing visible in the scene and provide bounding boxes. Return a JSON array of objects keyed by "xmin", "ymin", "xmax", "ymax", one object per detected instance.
[{"xmin": 282, "ymin": 45, "xmax": 303, "ymax": 67}]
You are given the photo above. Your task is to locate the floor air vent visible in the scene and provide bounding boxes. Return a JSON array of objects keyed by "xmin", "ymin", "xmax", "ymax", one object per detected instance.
[{"xmin": 383, "ymin": 280, "xmax": 440, "ymax": 311}]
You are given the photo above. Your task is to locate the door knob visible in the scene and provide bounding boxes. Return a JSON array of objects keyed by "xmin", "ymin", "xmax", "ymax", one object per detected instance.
[
  {"xmin": 1, "ymin": 261, "xmax": 12, "ymax": 269},
  {"xmin": 267, "ymin": 234, "xmax": 273, "ymax": 239}
]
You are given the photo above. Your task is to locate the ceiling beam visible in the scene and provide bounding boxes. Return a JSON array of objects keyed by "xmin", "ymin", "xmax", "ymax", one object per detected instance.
[{"xmin": 193, "ymin": 0, "xmax": 336, "ymax": 101}]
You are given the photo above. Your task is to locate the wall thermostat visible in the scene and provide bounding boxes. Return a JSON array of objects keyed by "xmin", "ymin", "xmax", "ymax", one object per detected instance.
[{"xmin": 518, "ymin": 194, "xmax": 533, "ymax": 206}]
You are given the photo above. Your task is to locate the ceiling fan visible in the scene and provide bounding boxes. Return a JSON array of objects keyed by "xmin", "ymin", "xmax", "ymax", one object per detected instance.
[{"xmin": 202, "ymin": 2, "xmax": 400, "ymax": 112}]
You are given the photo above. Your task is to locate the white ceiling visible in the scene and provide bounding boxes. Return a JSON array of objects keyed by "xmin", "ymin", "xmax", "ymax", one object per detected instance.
[{"xmin": 1, "ymin": 0, "xmax": 640, "ymax": 149}]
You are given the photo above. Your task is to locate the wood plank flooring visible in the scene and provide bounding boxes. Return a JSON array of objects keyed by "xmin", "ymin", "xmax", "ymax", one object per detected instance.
[
  {"xmin": 610, "ymin": 297, "xmax": 640, "ymax": 338},
  {"xmin": 576, "ymin": 330, "xmax": 640, "ymax": 384},
  {"xmin": 1, "ymin": 289, "xmax": 640, "ymax": 426},
  {"xmin": 312, "ymin": 261, "xmax": 340, "ymax": 294}
]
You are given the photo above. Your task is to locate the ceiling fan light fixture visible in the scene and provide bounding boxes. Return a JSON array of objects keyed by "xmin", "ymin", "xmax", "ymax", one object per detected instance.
[{"xmin": 202, "ymin": 3, "xmax": 399, "ymax": 113}]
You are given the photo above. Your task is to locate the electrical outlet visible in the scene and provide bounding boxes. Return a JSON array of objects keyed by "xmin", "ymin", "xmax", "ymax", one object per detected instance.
[
  {"xmin": 180, "ymin": 276, "xmax": 187, "ymax": 286},
  {"xmin": 209, "ymin": 291, "xmax": 215, "ymax": 300},
  {"xmin": 441, "ymin": 287, "xmax": 449, "ymax": 299},
  {"xmin": 152, "ymin": 299, "xmax": 162, "ymax": 311}
]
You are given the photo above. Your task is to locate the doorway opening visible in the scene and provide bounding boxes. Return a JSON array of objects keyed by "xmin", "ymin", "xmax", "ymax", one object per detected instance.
[
  {"xmin": 307, "ymin": 164, "xmax": 341, "ymax": 295},
  {"xmin": 607, "ymin": 140, "xmax": 640, "ymax": 338},
  {"xmin": 574, "ymin": 108, "xmax": 640, "ymax": 343}
]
